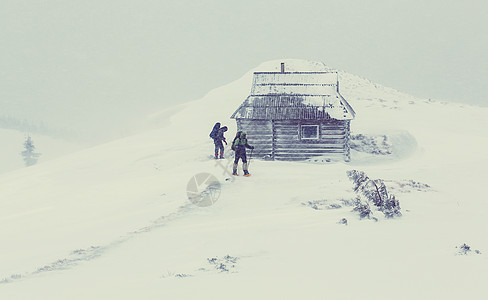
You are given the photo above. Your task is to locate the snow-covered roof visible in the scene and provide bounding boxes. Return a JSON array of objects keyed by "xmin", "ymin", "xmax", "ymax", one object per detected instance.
[
  {"xmin": 231, "ymin": 71, "xmax": 356, "ymax": 120},
  {"xmin": 252, "ymin": 72, "xmax": 338, "ymax": 95}
]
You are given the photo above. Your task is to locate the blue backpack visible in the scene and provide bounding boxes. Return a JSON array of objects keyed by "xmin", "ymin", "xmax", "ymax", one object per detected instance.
[{"xmin": 209, "ymin": 122, "xmax": 220, "ymax": 139}]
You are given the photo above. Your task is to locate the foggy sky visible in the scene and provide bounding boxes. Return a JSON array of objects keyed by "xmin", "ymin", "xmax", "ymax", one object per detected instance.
[{"xmin": 1, "ymin": 0, "xmax": 486, "ymax": 138}]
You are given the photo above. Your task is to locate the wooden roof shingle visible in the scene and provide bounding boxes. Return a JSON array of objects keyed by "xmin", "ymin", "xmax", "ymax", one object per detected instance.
[{"xmin": 231, "ymin": 71, "xmax": 355, "ymax": 120}]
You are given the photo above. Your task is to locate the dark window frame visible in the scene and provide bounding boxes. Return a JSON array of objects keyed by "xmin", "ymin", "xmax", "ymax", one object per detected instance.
[{"xmin": 300, "ymin": 124, "xmax": 319, "ymax": 140}]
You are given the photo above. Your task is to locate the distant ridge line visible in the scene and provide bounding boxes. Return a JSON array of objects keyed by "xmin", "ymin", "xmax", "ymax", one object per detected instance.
[{"xmin": 254, "ymin": 71, "xmax": 337, "ymax": 74}]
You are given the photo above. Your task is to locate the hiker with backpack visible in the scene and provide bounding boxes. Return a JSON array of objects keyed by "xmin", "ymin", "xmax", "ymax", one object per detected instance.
[
  {"xmin": 209, "ymin": 122, "xmax": 228, "ymax": 159},
  {"xmin": 232, "ymin": 131, "xmax": 254, "ymax": 176}
]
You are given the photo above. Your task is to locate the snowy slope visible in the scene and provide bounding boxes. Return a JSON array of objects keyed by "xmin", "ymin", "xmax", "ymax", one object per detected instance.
[
  {"xmin": 1, "ymin": 59, "xmax": 487, "ymax": 299},
  {"xmin": 0, "ymin": 129, "xmax": 85, "ymax": 174}
]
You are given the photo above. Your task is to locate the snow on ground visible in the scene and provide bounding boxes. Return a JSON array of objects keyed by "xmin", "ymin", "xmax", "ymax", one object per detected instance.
[{"xmin": 1, "ymin": 59, "xmax": 487, "ymax": 299}]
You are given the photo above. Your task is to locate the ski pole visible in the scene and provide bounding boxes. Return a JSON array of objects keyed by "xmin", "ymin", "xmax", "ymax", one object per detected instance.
[{"xmin": 248, "ymin": 148, "xmax": 253, "ymax": 167}]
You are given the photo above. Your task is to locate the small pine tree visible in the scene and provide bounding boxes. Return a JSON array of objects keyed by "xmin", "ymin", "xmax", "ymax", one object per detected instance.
[
  {"xmin": 347, "ymin": 170, "xmax": 401, "ymax": 218},
  {"xmin": 21, "ymin": 135, "xmax": 41, "ymax": 167}
]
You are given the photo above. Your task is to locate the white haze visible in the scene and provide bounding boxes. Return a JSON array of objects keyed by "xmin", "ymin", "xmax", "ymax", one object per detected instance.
[{"xmin": 1, "ymin": 0, "xmax": 486, "ymax": 142}]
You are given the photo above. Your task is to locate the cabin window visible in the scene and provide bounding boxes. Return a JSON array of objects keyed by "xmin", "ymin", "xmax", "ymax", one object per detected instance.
[{"xmin": 301, "ymin": 125, "xmax": 319, "ymax": 139}]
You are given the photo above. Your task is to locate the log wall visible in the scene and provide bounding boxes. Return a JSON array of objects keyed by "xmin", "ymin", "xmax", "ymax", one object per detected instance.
[
  {"xmin": 236, "ymin": 119, "xmax": 351, "ymax": 161},
  {"xmin": 236, "ymin": 119, "xmax": 273, "ymax": 159}
]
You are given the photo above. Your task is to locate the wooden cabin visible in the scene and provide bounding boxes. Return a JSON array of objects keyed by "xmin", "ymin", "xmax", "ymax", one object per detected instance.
[{"xmin": 230, "ymin": 63, "xmax": 356, "ymax": 161}]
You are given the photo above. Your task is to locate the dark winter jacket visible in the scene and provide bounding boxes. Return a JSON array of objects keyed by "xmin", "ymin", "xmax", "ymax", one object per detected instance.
[
  {"xmin": 214, "ymin": 126, "xmax": 228, "ymax": 143},
  {"xmin": 233, "ymin": 132, "xmax": 254, "ymax": 152}
]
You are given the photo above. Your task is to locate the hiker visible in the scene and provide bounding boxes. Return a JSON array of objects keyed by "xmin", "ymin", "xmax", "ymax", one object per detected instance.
[
  {"xmin": 213, "ymin": 126, "xmax": 228, "ymax": 159},
  {"xmin": 209, "ymin": 123, "xmax": 220, "ymax": 140},
  {"xmin": 232, "ymin": 131, "xmax": 254, "ymax": 176},
  {"xmin": 209, "ymin": 122, "xmax": 221, "ymax": 158}
]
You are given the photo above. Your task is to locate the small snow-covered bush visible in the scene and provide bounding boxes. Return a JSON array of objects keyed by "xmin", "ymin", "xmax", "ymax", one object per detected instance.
[
  {"xmin": 457, "ymin": 243, "xmax": 471, "ymax": 255},
  {"xmin": 302, "ymin": 198, "xmax": 355, "ymax": 211},
  {"xmin": 456, "ymin": 243, "xmax": 482, "ymax": 255},
  {"xmin": 350, "ymin": 134, "xmax": 392, "ymax": 155},
  {"xmin": 207, "ymin": 255, "xmax": 239, "ymax": 273},
  {"xmin": 382, "ymin": 196, "xmax": 402, "ymax": 218},
  {"xmin": 386, "ymin": 179, "xmax": 432, "ymax": 193},
  {"xmin": 302, "ymin": 200, "xmax": 344, "ymax": 210},
  {"xmin": 161, "ymin": 271, "xmax": 192, "ymax": 278},
  {"xmin": 0, "ymin": 274, "xmax": 22, "ymax": 284},
  {"xmin": 352, "ymin": 196, "xmax": 373, "ymax": 220},
  {"xmin": 347, "ymin": 170, "xmax": 401, "ymax": 219}
]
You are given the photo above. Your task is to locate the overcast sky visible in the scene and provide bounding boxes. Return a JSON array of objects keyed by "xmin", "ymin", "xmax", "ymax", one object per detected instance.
[{"xmin": 1, "ymin": 0, "xmax": 486, "ymax": 137}]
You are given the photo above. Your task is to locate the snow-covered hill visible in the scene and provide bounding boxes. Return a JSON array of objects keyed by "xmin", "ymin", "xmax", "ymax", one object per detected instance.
[
  {"xmin": 0, "ymin": 129, "xmax": 85, "ymax": 174},
  {"xmin": 1, "ymin": 59, "xmax": 487, "ymax": 299}
]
